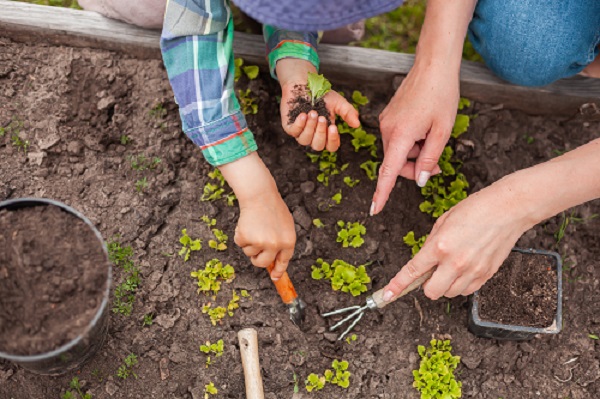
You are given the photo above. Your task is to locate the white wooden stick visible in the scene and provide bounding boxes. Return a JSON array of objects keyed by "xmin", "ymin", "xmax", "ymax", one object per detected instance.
[{"xmin": 238, "ymin": 328, "xmax": 265, "ymax": 399}]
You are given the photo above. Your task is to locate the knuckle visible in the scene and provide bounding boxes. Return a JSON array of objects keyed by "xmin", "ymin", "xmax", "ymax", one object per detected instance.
[
  {"xmin": 434, "ymin": 239, "xmax": 451, "ymax": 256},
  {"xmin": 378, "ymin": 163, "xmax": 396, "ymax": 177},
  {"xmin": 418, "ymin": 156, "xmax": 440, "ymax": 169},
  {"xmin": 405, "ymin": 262, "xmax": 420, "ymax": 280}
]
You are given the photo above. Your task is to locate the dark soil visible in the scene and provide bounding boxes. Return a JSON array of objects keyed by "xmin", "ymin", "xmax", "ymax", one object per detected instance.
[
  {"xmin": 287, "ymin": 84, "xmax": 331, "ymax": 125},
  {"xmin": 478, "ymin": 251, "xmax": 558, "ymax": 328},
  {"xmin": 0, "ymin": 37, "xmax": 599, "ymax": 399},
  {"xmin": 0, "ymin": 205, "xmax": 108, "ymax": 356}
]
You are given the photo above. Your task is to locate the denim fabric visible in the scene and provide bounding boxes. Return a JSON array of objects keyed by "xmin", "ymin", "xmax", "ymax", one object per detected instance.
[{"xmin": 469, "ymin": 0, "xmax": 600, "ymax": 87}]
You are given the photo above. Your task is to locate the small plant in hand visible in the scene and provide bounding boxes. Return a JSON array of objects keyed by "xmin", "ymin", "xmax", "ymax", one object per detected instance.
[
  {"xmin": 305, "ymin": 359, "xmax": 352, "ymax": 392},
  {"xmin": 413, "ymin": 339, "xmax": 462, "ymax": 399},
  {"xmin": 61, "ymin": 377, "xmax": 92, "ymax": 399},
  {"xmin": 336, "ymin": 221, "xmax": 366, "ymax": 248},
  {"xmin": 306, "ymin": 150, "xmax": 347, "ymax": 186},
  {"xmin": 202, "ymin": 168, "xmax": 237, "ymax": 206},
  {"xmin": 311, "ymin": 258, "xmax": 371, "ymax": 296},
  {"xmin": 117, "ymin": 353, "xmax": 139, "ymax": 380},
  {"xmin": 200, "ymin": 339, "xmax": 224, "ymax": 368},
  {"xmin": 204, "ymin": 382, "xmax": 218, "ymax": 398},
  {"xmin": 179, "ymin": 228, "xmax": 202, "ymax": 261},
  {"xmin": 288, "ymin": 72, "xmax": 332, "ymax": 124},
  {"xmin": 404, "ymin": 231, "xmax": 428, "ymax": 257},
  {"xmin": 191, "ymin": 258, "xmax": 235, "ymax": 296},
  {"xmin": 108, "ymin": 238, "xmax": 141, "ymax": 316}
]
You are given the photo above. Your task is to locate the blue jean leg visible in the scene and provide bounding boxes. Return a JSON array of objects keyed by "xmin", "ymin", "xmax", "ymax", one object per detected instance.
[{"xmin": 468, "ymin": 0, "xmax": 600, "ymax": 87}]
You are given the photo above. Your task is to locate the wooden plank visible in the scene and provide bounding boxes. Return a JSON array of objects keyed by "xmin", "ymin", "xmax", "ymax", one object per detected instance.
[{"xmin": 1, "ymin": 0, "xmax": 598, "ymax": 115}]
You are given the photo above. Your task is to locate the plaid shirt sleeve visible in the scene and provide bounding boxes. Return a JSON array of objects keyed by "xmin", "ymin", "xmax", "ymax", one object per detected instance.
[
  {"xmin": 161, "ymin": 0, "xmax": 256, "ymax": 166},
  {"xmin": 263, "ymin": 25, "xmax": 320, "ymax": 79}
]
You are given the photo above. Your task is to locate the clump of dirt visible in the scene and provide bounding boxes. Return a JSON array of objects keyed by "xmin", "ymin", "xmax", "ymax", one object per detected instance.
[
  {"xmin": 0, "ymin": 205, "xmax": 108, "ymax": 356},
  {"xmin": 478, "ymin": 251, "xmax": 558, "ymax": 328},
  {"xmin": 287, "ymin": 84, "xmax": 331, "ymax": 124}
]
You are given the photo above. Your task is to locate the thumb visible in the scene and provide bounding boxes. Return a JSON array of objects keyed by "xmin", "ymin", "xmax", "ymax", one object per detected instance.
[{"xmin": 327, "ymin": 91, "xmax": 360, "ymax": 128}]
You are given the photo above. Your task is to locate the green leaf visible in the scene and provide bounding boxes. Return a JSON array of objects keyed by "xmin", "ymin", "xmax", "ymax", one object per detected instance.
[
  {"xmin": 451, "ymin": 114, "xmax": 470, "ymax": 139},
  {"xmin": 242, "ymin": 65, "xmax": 259, "ymax": 79},
  {"xmin": 589, "ymin": 334, "xmax": 599, "ymax": 340},
  {"xmin": 351, "ymin": 90, "xmax": 369, "ymax": 107},
  {"xmin": 307, "ymin": 72, "xmax": 332, "ymax": 104},
  {"xmin": 458, "ymin": 97, "xmax": 471, "ymax": 110},
  {"xmin": 360, "ymin": 160, "xmax": 380, "ymax": 181},
  {"xmin": 312, "ymin": 218, "xmax": 325, "ymax": 228}
]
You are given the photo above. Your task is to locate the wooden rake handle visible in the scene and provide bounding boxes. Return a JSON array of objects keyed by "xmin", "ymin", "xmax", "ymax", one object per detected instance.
[
  {"xmin": 238, "ymin": 328, "xmax": 265, "ymax": 399},
  {"xmin": 267, "ymin": 263, "xmax": 298, "ymax": 305}
]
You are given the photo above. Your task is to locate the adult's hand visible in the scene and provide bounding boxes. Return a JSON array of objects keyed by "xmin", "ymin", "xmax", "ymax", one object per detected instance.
[
  {"xmin": 276, "ymin": 59, "xmax": 359, "ymax": 152},
  {"xmin": 371, "ymin": 64, "xmax": 458, "ymax": 215},
  {"xmin": 382, "ymin": 179, "xmax": 531, "ymax": 301}
]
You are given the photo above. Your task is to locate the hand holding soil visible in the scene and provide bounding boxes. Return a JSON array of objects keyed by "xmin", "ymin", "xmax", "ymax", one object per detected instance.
[{"xmin": 276, "ymin": 59, "xmax": 359, "ymax": 152}]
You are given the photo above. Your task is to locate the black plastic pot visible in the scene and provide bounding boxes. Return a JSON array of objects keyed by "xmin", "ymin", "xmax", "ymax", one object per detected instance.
[
  {"xmin": 468, "ymin": 247, "xmax": 562, "ymax": 341},
  {"xmin": 0, "ymin": 198, "xmax": 112, "ymax": 375}
]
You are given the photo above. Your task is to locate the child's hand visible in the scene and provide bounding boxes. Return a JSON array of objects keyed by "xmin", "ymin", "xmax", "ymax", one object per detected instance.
[
  {"xmin": 219, "ymin": 153, "xmax": 296, "ymax": 281},
  {"xmin": 276, "ymin": 59, "xmax": 360, "ymax": 152}
]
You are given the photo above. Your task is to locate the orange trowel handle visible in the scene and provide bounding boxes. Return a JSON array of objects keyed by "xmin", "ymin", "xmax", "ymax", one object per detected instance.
[{"xmin": 267, "ymin": 263, "xmax": 298, "ymax": 305}]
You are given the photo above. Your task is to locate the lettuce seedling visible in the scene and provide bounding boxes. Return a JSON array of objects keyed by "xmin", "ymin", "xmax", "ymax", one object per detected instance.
[
  {"xmin": 241, "ymin": 289, "xmax": 252, "ymax": 299},
  {"xmin": 204, "ymin": 382, "xmax": 218, "ymax": 397},
  {"xmin": 458, "ymin": 97, "xmax": 471, "ymax": 110},
  {"xmin": 307, "ymin": 72, "xmax": 332, "ymax": 106},
  {"xmin": 343, "ymin": 176, "xmax": 360, "ymax": 187},
  {"xmin": 336, "ymin": 221, "xmax": 366, "ymax": 248},
  {"xmin": 311, "ymin": 258, "xmax": 371, "ymax": 296},
  {"xmin": 306, "ymin": 150, "xmax": 341, "ymax": 186},
  {"xmin": 313, "ymin": 218, "xmax": 325, "ymax": 228},
  {"xmin": 202, "ymin": 168, "xmax": 236, "ymax": 206},
  {"xmin": 360, "ymin": 160, "xmax": 380, "ymax": 181},
  {"xmin": 117, "ymin": 353, "xmax": 138, "ymax": 380},
  {"xmin": 201, "ymin": 215, "xmax": 217, "ymax": 227},
  {"xmin": 227, "ymin": 290, "xmax": 241, "ymax": 316},
  {"xmin": 305, "ymin": 373, "xmax": 326, "ymax": 392},
  {"xmin": 345, "ymin": 334, "xmax": 358, "ymax": 344},
  {"xmin": 129, "ymin": 154, "xmax": 161, "ymax": 171},
  {"xmin": 202, "ymin": 304, "xmax": 227, "ymax": 326},
  {"xmin": 332, "ymin": 191, "xmax": 343, "ymax": 205},
  {"xmin": 350, "ymin": 127, "xmax": 377, "ymax": 152},
  {"xmin": 403, "ymin": 231, "xmax": 428, "ymax": 257},
  {"xmin": 190, "ymin": 258, "xmax": 235, "ymax": 296},
  {"xmin": 351, "ymin": 90, "xmax": 369, "ymax": 109},
  {"xmin": 179, "ymin": 229, "xmax": 202, "ymax": 261},
  {"xmin": 200, "ymin": 339, "xmax": 224, "ymax": 368},
  {"xmin": 305, "ymin": 359, "xmax": 352, "ymax": 392},
  {"xmin": 451, "ymin": 114, "xmax": 470, "ymax": 139},
  {"xmin": 61, "ymin": 377, "xmax": 92, "ymax": 399},
  {"xmin": 209, "ymin": 229, "xmax": 228, "ymax": 251},
  {"xmin": 438, "ymin": 146, "xmax": 456, "ymax": 176},
  {"xmin": 419, "ymin": 174, "xmax": 468, "ymax": 218},
  {"xmin": 413, "ymin": 339, "xmax": 462, "ymax": 399},
  {"xmin": 238, "ymin": 89, "xmax": 259, "ymax": 115},
  {"xmin": 234, "ymin": 58, "xmax": 260, "ymax": 82}
]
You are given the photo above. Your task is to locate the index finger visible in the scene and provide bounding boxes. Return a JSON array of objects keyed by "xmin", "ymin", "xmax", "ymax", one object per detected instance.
[
  {"xmin": 371, "ymin": 138, "xmax": 413, "ymax": 215},
  {"xmin": 382, "ymin": 244, "xmax": 438, "ymax": 301}
]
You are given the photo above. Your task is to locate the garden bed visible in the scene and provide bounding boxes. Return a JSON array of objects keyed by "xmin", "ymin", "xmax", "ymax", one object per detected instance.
[{"xmin": 0, "ymin": 35, "xmax": 600, "ymax": 399}]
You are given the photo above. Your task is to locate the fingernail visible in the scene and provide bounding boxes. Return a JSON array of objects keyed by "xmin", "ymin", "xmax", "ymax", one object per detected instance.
[
  {"xmin": 369, "ymin": 201, "xmax": 376, "ymax": 216},
  {"xmin": 310, "ymin": 111, "xmax": 317, "ymax": 119},
  {"xmin": 383, "ymin": 290, "xmax": 394, "ymax": 302},
  {"xmin": 271, "ymin": 276, "xmax": 280, "ymax": 282},
  {"xmin": 318, "ymin": 116, "xmax": 326, "ymax": 123},
  {"xmin": 417, "ymin": 171, "xmax": 431, "ymax": 188}
]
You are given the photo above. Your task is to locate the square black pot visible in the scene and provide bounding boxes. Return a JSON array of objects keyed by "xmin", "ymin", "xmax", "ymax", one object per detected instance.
[{"xmin": 468, "ymin": 247, "xmax": 563, "ymax": 341}]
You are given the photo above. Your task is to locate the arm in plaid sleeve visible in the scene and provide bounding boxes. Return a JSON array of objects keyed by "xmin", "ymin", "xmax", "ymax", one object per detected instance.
[
  {"xmin": 160, "ymin": 0, "xmax": 256, "ymax": 166},
  {"xmin": 263, "ymin": 25, "xmax": 320, "ymax": 79}
]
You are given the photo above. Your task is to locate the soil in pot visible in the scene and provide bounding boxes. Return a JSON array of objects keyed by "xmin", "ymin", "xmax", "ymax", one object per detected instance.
[
  {"xmin": 0, "ymin": 205, "xmax": 108, "ymax": 356},
  {"xmin": 478, "ymin": 251, "xmax": 558, "ymax": 328},
  {"xmin": 287, "ymin": 84, "xmax": 330, "ymax": 124}
]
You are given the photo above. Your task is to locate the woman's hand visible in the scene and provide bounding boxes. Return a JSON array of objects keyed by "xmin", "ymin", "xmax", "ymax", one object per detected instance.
[
  {"xmin": 276, "ymin": 59, "xmax": 359, "ymax": 152},
  {"xmin": 383, "ymin": 177, "xmax": 532, "ymax": 300},
  {"xmin": 219, "ymin": 153, "xmax": 296, "ymax": 281}
]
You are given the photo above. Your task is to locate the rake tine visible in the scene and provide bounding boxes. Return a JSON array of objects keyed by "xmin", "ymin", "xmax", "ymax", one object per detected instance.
[
  {"xmin": 328, "ymin": 305, "xmax": 367, "ymax": 332},
  {"xmin": 337, "ymin": 312, "xmax": 364, "ymax": 341},
  {"xmin": 321, "ymin": 305, "xmax": 361, "ymax": 318}
]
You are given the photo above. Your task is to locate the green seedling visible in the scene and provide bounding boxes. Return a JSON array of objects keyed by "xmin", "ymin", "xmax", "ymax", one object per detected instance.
[
  {"xmin": 336, "ymin": 221, "xmax": 366, "ymax": 248},
  {"xmin": 117, "ymin": 353, "xmax": 139, "ymax": 380},
  {"xmin": 202, "ymin": 168, "xmax": 236, "ymax": 205},
  {"xmin": 142, "ymin": 313, "xmax": 154, "ymax": 327},
  {"xmin": 91, "ymin": 369, "xmax": 102, "ymax": 382},
  {"xmin": 134, "ymin": 177, "xmax": 148, "ymax": 193},
  {"xmin": 61, "ymin": 377, "xmax": 92, "ymax": 399},
  {"xmin": 331, "ymin": 191, "xmax": 343, "ymax": 206},
  {"xmin": 108, "ymin": 238, "xmax": 141, "ymax": 316},
  {"xmin": 200, "ymin": 339, "xmax": 224, "ymax": 368},
  {"xmin": 234, "ymin": 58, "xmax": 259, "ymax": 81},
  {"xmin": 201, "ymin": 215, "xmax": 217, "ymax": 227},
  {"xmin": 555, "ymin": 211, "xmax": 598, "ymax": 246},
  {"xmin": 204, "ymin": 382, "xmax": 218, "ymax": 398},
  {"xmin": 343, "ymin": 176, "xmax": 360, "ymax": 187},
  {"xmin": 523, "ymin": 134, "xmax": 535, "ymax": 144},
  {"xmin": 313, "ymin": 218, "xmax": 325, "ymax": 228},
  {"xmin": 227, "ymin": 290, "xmax": 240, "ymax": 316},
  {"xmin": 419, "ymin": 174, "xmax": 468, "ymax": 218},
  {"xmin": 307, "ymin": 72, "xmax": 332, "ymax": 106},
  {"xmin": 209, "ymin": 229, "xmax": 228, "ymax": 251},
  {"xmin": 360, "ymin": 159, "xmax": 380, "ymax": 181},
  {"xmin": 11, "ymin": 132, "xmax": 29, "ymax": 153},
  {"xmin": 413, "ymin": 339, "xmax": 462, "ymax": 399},
  {"xmin": 350, "ymin": 127, "xmax": 377, "ymax": 152},
  {"xmin": 438, "ymin": 146, "xmax": 457, "ymax": 176},
  {"xmin": 306, "ymin": 150, "xmax": 342, "ymax": 186},
  {"xmin": 451, "ymin": 114, "xmax": 470, "ymax": 139},
  {"xmin": 345, "ymin": 334, "xmax": 358, "ymax": 344},
  {"xmin": 243, "ymin": 65, "xmax": 259, "ymax": 80},
  {"xmin": 120, "ymin": 135, "xmax": 131, "ymax": 145},
  {"xmin": 238, "ymin": 89, "xmax": 259, "ymax": 115},
  {"xmin": 129, "ymin": 154, "xmax": 161, "ymax": 171},
  {"xmin": 179, "ymin": 229, "xmax": 202, "ymax": 261},
  {"xmin": 458, "ymin": 97, "xmax": 471, "ymax": 110},
  {"xmin": 351, "ymin": 90, "xmax": 369, "ymax": 109},
  {"xmin": 305, "ymin": 373, "xmax": 326, "ymax": 392},
  {"xmin": 241, "ymin": 289, "xmax": 252, "ymax": 299},
  {"xmin": 311, "ymin": 258, "xmax": 371, "ymax": 296},
  {"xmin": 404, "ymin": 231, "xmax": 428, "ymax": 257},
  {"xmin": 149, "ymin": 102, "xmax": 167, "ymax": 119},
  {"xmin": 292, "ymin": 372, "xmax": 300, "ymax": 393},
  {"xmin": 589, "ymin": 334, "xmax": 599, "ymax": 340},
  {"xmin": 202, "ymin": 304, "xmax": 227, "ymax": 326},
  {"xmin": 190, "ymin": 258, "xmax": 235, "ymax": 296}
]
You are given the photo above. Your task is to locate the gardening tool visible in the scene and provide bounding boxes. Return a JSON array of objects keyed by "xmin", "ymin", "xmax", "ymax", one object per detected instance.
[
  {"xmin": 267, "ymin": 263, "xmax": 306, "ymax": 329},
  {"xmin": 321, "ymin": 268, "xmax": 435, "ymax": 341},
  {"xmin": 238, "ymin": 328, "xmax": 265, "ymax": 399}
]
